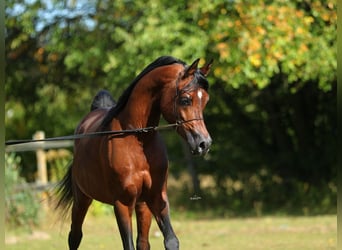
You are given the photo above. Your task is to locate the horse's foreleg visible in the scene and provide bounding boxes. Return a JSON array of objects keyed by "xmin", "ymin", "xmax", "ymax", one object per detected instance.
[
  {"xmin": 114, "ymin": 201, "xmax": 135, "ymax": 250},
  {"xmin": 68, "ymin": 186, "xmax": 92, "ymax": 250},
  {"xmin": 135, "ymin": 202, "xmax": 152, "ymax": 250},
  {"xmin": 149, "ymin": 192, "xmax": 179, "ymax": 250}
]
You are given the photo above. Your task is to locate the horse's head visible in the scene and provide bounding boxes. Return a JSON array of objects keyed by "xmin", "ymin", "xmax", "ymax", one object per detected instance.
[{"xmin": 161, "ymin": 59, "xmax": 213, "ymax": 156}]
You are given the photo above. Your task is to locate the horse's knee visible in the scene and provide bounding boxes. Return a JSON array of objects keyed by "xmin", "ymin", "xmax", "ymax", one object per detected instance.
[{"xmin": 137, "ymin": 237, "xmax": 151, "ymax": 250}]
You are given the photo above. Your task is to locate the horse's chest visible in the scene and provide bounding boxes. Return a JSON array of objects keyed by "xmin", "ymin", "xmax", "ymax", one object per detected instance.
[{"xmin": 108, "ymin": 138, "xmax": 151, "ymax": 189}]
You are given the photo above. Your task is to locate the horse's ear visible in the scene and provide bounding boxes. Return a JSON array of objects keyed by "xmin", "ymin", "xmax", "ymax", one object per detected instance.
[
  {"xmin": 184, "ymin": 58, "xmax": 200, "ymax": 77},
  {"xmin": 200, "ymin": 59, "xmax": 213, "ymax": 77}
]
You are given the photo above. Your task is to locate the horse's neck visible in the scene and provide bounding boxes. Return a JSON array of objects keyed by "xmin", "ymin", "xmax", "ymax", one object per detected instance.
[
  {"xmin": 118, "ymin": 80, "xmax": 162, "ymax": 130},
  {"xmin": 116, "ymin": 64, "xmax": 182, "ymax": 130}
]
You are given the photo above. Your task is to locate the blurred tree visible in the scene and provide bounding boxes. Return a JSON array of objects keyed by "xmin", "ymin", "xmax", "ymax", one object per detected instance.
[{"xmin": 201, "ymin": 0, "xmax": 336, "ymax": 185}]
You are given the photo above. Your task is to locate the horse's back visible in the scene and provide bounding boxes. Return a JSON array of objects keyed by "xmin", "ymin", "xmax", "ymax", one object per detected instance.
[
  {"xmin": 76, "ymin": 90, "xmax": 116, "ymax": 134},
  {"xmin": 76, "ymin": 109, "xmax": 107, "ymax": 135}
]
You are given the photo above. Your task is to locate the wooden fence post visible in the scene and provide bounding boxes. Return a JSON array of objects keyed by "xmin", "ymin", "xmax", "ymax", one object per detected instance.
[
  {"xmin": 34, "ymin": 131, "xmax": 48, "ymax": 185},
  {"xmin": 33, "ymin": 131, "xmax": 49, "ymax": 210}
]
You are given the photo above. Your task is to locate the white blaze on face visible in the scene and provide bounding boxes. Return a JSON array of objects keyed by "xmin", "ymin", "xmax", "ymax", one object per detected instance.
[{"xmin": 197, "ymin": 89, "xmax": 203, "ymax": 100}]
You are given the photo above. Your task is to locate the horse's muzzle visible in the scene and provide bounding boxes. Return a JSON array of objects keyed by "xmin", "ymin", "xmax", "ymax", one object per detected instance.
[{"xmin": 186, "ymin": 132, "xmax": 212, "ymax": 156}]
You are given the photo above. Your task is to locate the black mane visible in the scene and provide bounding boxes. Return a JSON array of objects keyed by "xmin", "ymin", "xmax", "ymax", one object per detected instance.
[{"xmin": 101, "ymin": 56, "xmax": 185, "ymax": 127}]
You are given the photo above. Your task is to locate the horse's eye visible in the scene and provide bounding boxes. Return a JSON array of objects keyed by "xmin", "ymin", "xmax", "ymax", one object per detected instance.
[{"xmin": 179, "ymin": 97, "xmax": 192, "ymax": 106}]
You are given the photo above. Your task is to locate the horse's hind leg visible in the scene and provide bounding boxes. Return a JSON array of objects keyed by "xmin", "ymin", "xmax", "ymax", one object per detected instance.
[
  {"xmin": 136, "ymin": 202, "xmax": 152, "ymax": 250},
  {"xmin": 68, "ymin": 185, "xmax": 92, "ymax": 250}
]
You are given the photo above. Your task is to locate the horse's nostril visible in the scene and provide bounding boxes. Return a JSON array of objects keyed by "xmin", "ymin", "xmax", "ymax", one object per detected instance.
[{"xmin": 199, "ymin": 141, "xmax": 206, "ymax": 150}]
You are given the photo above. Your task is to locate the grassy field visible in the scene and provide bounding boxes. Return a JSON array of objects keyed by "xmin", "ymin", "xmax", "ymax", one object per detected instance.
[{"xmin": 5, "ymin": 212, "xmax": 336, "ymax": 250}]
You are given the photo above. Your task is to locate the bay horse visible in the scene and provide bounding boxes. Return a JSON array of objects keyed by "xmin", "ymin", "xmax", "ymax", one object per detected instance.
[{"xmin": 55, "ymin": 56, "xmax": 213, "ymax": 250}]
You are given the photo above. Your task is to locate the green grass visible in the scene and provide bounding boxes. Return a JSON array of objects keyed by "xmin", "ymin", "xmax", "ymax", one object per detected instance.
[{"xmin": 5, "ymin": 213, "xmax": 336, "ymax": 250}]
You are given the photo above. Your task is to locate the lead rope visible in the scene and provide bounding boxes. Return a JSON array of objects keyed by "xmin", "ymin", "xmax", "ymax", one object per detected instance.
[
  {"xmin": 5, "ymin": 70, "xmax": 205, "ymax": 146},
  {"xmin": 4, "ymin": 119, "xmax": 204, "ymax": 146}
]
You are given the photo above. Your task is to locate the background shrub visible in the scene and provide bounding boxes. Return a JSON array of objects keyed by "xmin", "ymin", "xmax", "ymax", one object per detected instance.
[{"xmin": 5, "ymin": 153, "xmax": 41, "ymax": 231}]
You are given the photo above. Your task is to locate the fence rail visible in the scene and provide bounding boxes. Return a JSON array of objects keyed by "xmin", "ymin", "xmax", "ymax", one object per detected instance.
[
  {"xmin": 6, "ymin": 131, "xmax": 72, "ymax": 187},
  {"xmin": 5, "ymin": 140, "xmax": 73, "ymax": 152},
  {"xmin": 12, "ymin": 182, "xmax": 58, "ymax": 192}
]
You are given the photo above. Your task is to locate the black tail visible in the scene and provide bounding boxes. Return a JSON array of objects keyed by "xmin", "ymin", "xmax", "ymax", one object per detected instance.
[
  {"xmin": 90, "ymin": 89, "xmax": 116, "ymax": 111},
  {"xmin": 55, "ymin": 161, "xmax": 74, "ymax": 218}
]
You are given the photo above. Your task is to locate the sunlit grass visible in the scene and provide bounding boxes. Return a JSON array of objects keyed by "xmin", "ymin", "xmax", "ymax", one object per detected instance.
[{"xmin": 5, "ymin": 212, "xmax": 336, "ymax": 250}]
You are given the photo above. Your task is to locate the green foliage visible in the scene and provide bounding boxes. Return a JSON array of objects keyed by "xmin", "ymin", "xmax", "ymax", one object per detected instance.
[
  {"xmin": 5, "ymin": 153, "xmax": 41, "ymax": 230},
  {"xmin": 88, "ymin": 200, "xmax": 113, "ymax": 217},
  {"xmin": 46, "ymin": 149, "xmax": 72, "ymax": 182},
  {"xmin": 207, "ymin": 0, "xmax": 336, "ymax": 91}
]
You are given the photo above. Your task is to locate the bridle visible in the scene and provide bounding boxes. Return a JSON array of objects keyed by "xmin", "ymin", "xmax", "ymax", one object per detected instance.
[{"xmin": 173, "ymin": 69, "xmax": 205, "ymax": 130}]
